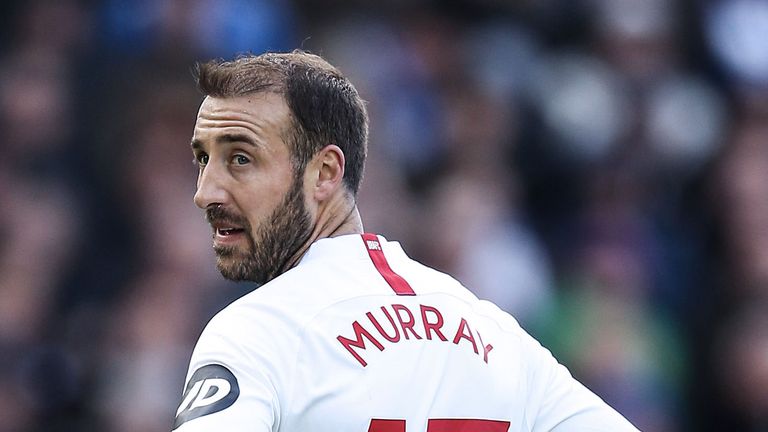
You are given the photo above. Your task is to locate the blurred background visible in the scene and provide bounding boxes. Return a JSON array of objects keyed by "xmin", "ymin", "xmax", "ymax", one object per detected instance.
[{"xmin": 1, "ymin": 0, "xmax": 767, "ymax": 430}]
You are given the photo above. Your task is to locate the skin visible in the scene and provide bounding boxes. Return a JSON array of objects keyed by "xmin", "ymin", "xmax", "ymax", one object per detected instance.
[{"xmin": 191, "ymin": 91, "xmax": 363, "ymax": 282}]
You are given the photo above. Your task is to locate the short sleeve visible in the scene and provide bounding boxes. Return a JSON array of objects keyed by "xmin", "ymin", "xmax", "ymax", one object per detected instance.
[
  {"xmin": 172, "ymin": 318, "xmax": 280, "ymax": 432},
  {"xmin": 522, "ymin": 332, "xmax": 640, "ymax": 431}
]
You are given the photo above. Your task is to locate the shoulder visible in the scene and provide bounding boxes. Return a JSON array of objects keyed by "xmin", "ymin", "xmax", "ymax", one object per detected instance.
[{"xmin": 407, "ymin": 258, "xmax": 529, "ymax": 335}]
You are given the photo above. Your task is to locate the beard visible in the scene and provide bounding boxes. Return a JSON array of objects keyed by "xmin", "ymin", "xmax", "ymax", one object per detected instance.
[{"xmin": 206, "ymin": 176, "xmax": 313, "ymax": 285}]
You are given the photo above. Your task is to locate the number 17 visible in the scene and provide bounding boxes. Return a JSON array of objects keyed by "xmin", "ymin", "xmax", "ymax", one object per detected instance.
[{"xmin": 369, "ymin": 418, "xmax": 510, "ymax": 432}]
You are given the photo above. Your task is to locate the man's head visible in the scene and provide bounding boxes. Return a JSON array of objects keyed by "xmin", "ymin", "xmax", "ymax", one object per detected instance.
[{"xmin": 190, "ymin": 50, "xmax": 368, "ymax": 284}]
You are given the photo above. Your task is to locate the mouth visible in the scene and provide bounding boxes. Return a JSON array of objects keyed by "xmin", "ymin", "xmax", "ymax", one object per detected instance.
[
  {"xmin": 206, "ymin": 206, "xmax": 251, "ymax": 248},
  {"xmin": 211, "ymin": 221, "xmax": 249, "ymax": 246},
  {"xmin": 216, "ymin": 227, "xmax": 245, "ymax": 237}
]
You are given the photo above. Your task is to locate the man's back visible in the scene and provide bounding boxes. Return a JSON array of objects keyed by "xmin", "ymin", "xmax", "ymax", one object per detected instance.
[{"xmin": 174, "ymin": 234, "xmax": 638, "ymax": 431}]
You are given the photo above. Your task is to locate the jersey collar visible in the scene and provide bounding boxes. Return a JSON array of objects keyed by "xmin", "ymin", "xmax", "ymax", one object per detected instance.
[{"xmin": 298, "ymin": 233, "xmax": 405, "ymax": 265}]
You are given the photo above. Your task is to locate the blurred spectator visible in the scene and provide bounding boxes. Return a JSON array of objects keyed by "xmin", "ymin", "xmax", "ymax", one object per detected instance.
[
  {"xmin": 535, "ymin": 167, "xmax": 685, "ymax": 432},
  {"xmin": 531, "ymin": 52, "xmax": 631, "ymax": 162},
  {"xmin": 420, "ymin": 173, "xmax": 553, "ymax": 326},
  {"xmin": 101, "ymin": 0, "xmax": 297, "ymax": 57},
  {"xmin": 717, "ymin": 117, "xmax": 768, "ymax": 296},
  {"xmin": 593, "ymin": 0, "xmax": 679, "ymax": 83},
  {"xmin": 705, "ymin": 0, "xmax": 768, "ymax": 115},
  {"xmin": 714, "ymin": 302, "xmax": 768, "ymax": 430}
]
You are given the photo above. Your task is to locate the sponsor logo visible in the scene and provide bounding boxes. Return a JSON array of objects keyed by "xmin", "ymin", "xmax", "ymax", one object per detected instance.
[
  {"xmin": 366, "ymin": 240, "xmax": 381, "ymax": 250},
  {"xmin": 173, "ymin": 364, "xmax": 239, "ymax": 429}
]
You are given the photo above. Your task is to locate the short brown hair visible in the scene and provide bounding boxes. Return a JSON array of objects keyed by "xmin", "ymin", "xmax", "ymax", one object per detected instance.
[{"xmin": 194, "ymin": 50, "xmax": 369, "ymax": 195}]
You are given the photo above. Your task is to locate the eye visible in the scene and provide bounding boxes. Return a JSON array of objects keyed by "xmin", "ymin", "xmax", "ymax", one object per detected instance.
[
  {"xmin": 194, "ymin": 153, "xmax": 209, "ymax": 166},
  {"xmin": 232, "ymin": 154, "xmax": 250, "ymax": 165}
]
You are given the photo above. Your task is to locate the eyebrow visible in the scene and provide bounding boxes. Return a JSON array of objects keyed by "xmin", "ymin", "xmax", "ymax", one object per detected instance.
[{"xmin": 191, "ymin": 133, "xmax": 261, "ymax": 151}]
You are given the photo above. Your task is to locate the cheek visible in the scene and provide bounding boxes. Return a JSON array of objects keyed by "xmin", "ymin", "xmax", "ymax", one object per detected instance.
[
  {"xmin": 235, "ymin": 160, "xmax": 296, "ymax": 219},
  {"xmin": 236, "ymin": 184, "xmax": 284, "ymax": 223}
]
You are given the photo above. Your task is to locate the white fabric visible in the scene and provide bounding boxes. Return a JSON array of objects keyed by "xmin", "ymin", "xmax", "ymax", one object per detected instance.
[{"xmin": 174, "ymin": 234, "xmax": 638, "ymax": 432}]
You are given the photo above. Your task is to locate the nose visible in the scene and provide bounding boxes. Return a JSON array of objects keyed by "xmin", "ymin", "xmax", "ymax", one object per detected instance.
[{"xmin": 193, "ymin": 164, "xmax": 229, "ymax": 209}]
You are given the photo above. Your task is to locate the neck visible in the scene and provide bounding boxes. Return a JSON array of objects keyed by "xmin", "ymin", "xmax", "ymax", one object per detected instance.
[{"xmin": 279, "ymin": 197, "xmax": 363, "ymax": 274}]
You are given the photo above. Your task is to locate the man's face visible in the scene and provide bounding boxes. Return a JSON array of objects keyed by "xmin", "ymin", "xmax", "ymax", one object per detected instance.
[{"xmin": 191, "ymin": 92, "xmax": 313, "ymax": 284}]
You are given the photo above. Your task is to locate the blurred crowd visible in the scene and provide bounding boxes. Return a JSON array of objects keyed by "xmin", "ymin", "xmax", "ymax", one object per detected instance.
[{"xmin": 1, "ymin": 0, "xmax": 767, "ymax": 431}]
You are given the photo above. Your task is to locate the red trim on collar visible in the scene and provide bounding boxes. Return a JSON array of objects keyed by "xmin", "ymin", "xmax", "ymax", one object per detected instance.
[{"xmin": 361, "ymin": 233, "xmax": 415, "ymax": 296}]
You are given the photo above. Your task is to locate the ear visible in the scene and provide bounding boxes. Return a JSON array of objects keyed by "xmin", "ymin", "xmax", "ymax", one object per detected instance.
[{"xmin": 309, "ymin": 144, "xmax": 345, "ymax": 202}]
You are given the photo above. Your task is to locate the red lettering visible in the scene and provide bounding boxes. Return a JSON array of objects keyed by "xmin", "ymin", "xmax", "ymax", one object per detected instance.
[
  {"xmin": 340, "ymin": 305, "xmax": 492, "ymax": 367},
  {"xmin": 367, "ymin": 307, "xmax": 401, "ymax": 343},
  {"xmin": 476, "ymin": 330, "xmax": 493, "ymax": 364},
  {"xmin": 420, "ymin": 305, "xmax": 448, "ymax": 341},
  {"xmin": 428, "ymin": 419, "xmax": 510, "ymax": 431},
  {"xmin": 452, "ymin": 318, "xmax": 478, "ymax": 354},
  {"xmin": 392, "ymin": 304, "xmax": 423, "ymax": 340},
  {"xmin": 337, "ymin": 321, "xmax": 385, "ymax": 367},
  {"xmin": 368, "ymin": 419, "xmax": 406, "ymax": 432}
]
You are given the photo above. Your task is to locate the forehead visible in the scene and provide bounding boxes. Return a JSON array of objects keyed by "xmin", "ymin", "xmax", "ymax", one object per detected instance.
[{"xmin": 193, "ymin": 92, "xmax": 292, "ymax": 146}]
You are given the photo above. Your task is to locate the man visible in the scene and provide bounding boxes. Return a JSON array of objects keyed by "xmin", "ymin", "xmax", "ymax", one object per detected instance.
[{"xmin": 174, "ymin": 50, "xmax": 639, "ymax": 431}]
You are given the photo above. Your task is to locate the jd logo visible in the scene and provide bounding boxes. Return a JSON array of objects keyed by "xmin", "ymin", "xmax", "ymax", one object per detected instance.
[{"xmin": 173, "ymin": 364, "xmax": 240, "ymax": 429}]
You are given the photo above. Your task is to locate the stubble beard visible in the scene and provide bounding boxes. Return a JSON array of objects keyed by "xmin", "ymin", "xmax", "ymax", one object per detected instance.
[{"xmin": 211, "ymin": 176, "xmax": 313, "ymax": 285}]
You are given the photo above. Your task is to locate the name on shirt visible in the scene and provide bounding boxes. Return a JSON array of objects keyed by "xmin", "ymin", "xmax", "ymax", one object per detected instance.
[{"xmin": 336, "ymin": 303, "xmax": 493, "ymax": 367}]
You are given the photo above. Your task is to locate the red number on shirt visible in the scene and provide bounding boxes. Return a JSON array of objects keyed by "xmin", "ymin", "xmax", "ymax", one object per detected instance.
[
  {"xmin": 368, "ymin": 419, "xmax": 406, "ymax": 432},
  {"xmin": 369, "ymin": 418, "xmax": 510, "ymax": 432}
]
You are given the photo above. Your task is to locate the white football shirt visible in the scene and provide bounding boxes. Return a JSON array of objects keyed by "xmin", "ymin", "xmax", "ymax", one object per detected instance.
[{"xmin": 173, "ymin": 234, "xmax": 639, "ymax": 432}]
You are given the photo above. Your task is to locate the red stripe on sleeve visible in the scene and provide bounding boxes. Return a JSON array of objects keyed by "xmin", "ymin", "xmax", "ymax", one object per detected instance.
[{"xmin": 361, "ymin": 233, "xmax": 415, "ymax": 296}]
